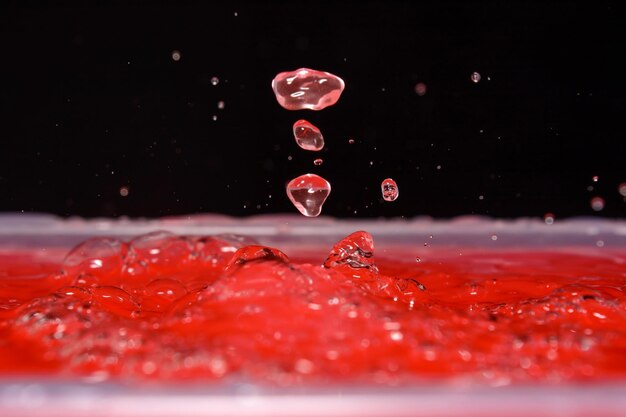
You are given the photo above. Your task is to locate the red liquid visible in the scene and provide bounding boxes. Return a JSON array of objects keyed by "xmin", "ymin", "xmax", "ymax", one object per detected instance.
[{"xmin": 1, "ymin": 231, "xmax": 625, "ymax": 386}]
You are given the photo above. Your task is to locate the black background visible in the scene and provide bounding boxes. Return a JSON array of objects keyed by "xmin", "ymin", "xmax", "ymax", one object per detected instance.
[{"xmin": 1, "ymin": 1, "xmax": 624, "ymax": 219}]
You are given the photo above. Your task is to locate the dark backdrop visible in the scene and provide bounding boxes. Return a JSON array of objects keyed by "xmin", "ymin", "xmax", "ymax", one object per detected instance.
[{"xmin": 1, "ymin": 1, "xmax": 624, "ymax": 218}]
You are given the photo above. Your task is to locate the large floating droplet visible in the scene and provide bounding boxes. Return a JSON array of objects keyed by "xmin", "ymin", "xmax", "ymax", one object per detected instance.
[
  {"xmin": 271, "ymin": 68, "xmax": 345, "ymax": 111},
  {"xmin": 293, "ymin": 120, "xmax": 324, "ymax": 151},
  {"xmin": 286, "ymin": 174, "xmax": 331, "ymax": 217},
  {"xmin": 381, "ymin": 178, "xmax": 399, "ymax": 201}
]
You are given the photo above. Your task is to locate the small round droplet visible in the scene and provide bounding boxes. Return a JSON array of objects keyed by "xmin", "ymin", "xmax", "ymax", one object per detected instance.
[
  {"xmin": 381, "ymin": 178, "xmax": 399, "ymax": 202},
  {"xmin": 171, "ymin": 50, "xmax": 181, "ymax": 61},
  {"xmin": 217, "ymin": 100, "xmax": 225, "ymax": 110},
  {"xmin": 286, "ymin": 174, "xmax": 331, "ymax": 217},
  {"xmin": 591, "ymin": 197, "xmax": 605, "ymax": 212},
  {"xmin": 348, "ymin": 138, "xmax": 355, "ymax": 145},
  {"xmin": 592, "ymin": 175, "xmax": 599, "ymax": 182},
  {"xmin": 414, "ymin": 82, "xmax": 427, "ymax": 96},
  {"xmin": 313, "ymin": 158, "xmax": 323, "ymax": 166},
  {"xmin": 210, "ymin": 76, "xmax": 219, "ymax": 86},
  {"xmin": 293, "ymin": 120, "xmax": 324, "ymax": 151},
  {"xmin": 212, "ymin": 115, "xmax": 218, "ymax": 121},
  {"xmin": 544, "ymin": 213, "xmax": 555, "ymax": 225},
  {"xmin": 619, "ymin": 183, "xmax": 626, "ymax": 197},
  {"xmin": 119, "ymin": 186, "xmax": 129, "ymax": 197},
  {"xmin": 471, "ymin": 72, "xmax": 481, "ymax": 83}
]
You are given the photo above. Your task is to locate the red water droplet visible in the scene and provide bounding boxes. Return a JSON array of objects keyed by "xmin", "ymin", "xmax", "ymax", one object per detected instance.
[
  {"xmin": 286, "ymin": 174, "xmax": 331, "ymax": 217},
  {"xmin": 313, "ymin": 158, "xmax": 323, "ymax": 166},
  {"xmin": 271, "ymin": 68, "xmax": 345, "ymax": 111},
  {"xmin": 381, "ymin": 178, "xmax": 399, "ymax": 201},
  {"xmin": 591, "ymin": 197, "xmax": 605, "ymax": 212},
  {"xmin": 293, "ymin": 120, "xmax": 324, "ymax": 151},
  {"xmin": 414, "ymin": 82, "xmax": 427, "ymax": 96},
  {"xmin": 471, "ymin": 72, "xmax": 481, "ymax": 83}
]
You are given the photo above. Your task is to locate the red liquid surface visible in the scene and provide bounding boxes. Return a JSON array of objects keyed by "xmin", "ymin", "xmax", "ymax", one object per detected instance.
[{"xmin": 1, "ymin": 231, "xmax": 626, "ymax": 386}]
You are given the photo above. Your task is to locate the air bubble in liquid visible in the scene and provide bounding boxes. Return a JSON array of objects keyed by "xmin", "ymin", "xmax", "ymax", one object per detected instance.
[
  {"xmin": 286, "ymin": 174, "xmax": 331, "ymax": 217},
  {"xmin": 293, "ymin": 120, "xmax": 324, "ymax": 151},
  {"xmin": 381, "ymin": 178, "xmax": 399, "ymax": 201},
  {"xmin": 63, "ymin": 238, "xmax": 126, "ymax": 278},
  {"xmin": 271, "ymin": 68, "xmax": 345, "ymax": 111}
]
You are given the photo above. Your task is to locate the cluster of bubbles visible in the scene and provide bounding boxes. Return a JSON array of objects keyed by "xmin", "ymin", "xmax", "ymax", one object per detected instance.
[{"xmin": 271, "ymin": 68, "xmax": 399, "ymax": 217}]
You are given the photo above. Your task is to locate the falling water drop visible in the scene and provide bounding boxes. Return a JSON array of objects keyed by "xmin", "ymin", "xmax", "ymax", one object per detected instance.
[
  {"xmin": 271, "ymin": 68, "xmax": 345, "ymax": 111},
  {"xmin": 286, "ymin": 174, "xmax": 331, "ymax": 217},
  {"xmin": 313, "ymin": 158, "xmax": 323, "ymax": 166},
  {"xmin": 591, "ymin": 197, "xmax": 605, "ymax": 212},
  {"xmin": 293, "ymin": 120, "xmax": 324, "ymax": 151},
  {"xmin": 381, "ymin": 178, "xmax": 399, "ymax": 202},
  {"xmin": 471, "ymin": 72, "xmax": 481, "ymax": 83}
]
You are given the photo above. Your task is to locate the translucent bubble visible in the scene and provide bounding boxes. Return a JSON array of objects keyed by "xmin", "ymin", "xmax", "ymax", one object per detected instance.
[
  {"xmin": 471, "ymin": 72, "xmax": 481, "ymax": 83},
  {"xmin": 217, "ymin": 100, "xmax": 225, "ymax": 110},
  {"xmin": 210, "ymin": 76, "xmax": 219, "ymax": 86},
  {"xmin": 63, "ymin": 238, "xmax": 125, "ymax": 278},
  {"xmin": 414, "ymin": 82, "xmax": 427, "ymax": 96},
  {"xmin": 591, "ymin": 197, "xmax": 605, "ymax": 212},
  {"xmin": 119, "ymin": 186, "xmax": 129, "ymax": 197},
  {"xmin": 381, "ymin": 178, "xmax": 399, "ymax": 201},
  {"xmin": 171, "ymin": 50, "xmax": 181, "ymax": 61},
  {"xmin": 271, "ymin": 68, "xmax": 345, "ymax": 111},
  {"xmin": 125, "ymin": 231, "xmax": 193, "ymax": 276},
  {"xmin": 91, "ymin": 286, "xmax": 138, "ymax": 318},
  {"xmin": 544, "ymin": 213, "xmax": 555, "ymax": 225},
  {"xmin": 141, "ymin": 278, "xmax": 188, "ymax": 312},
  {"xmin": 225, "ymin": 245, "xmax": 290, "ymax": 274},
  {"xmin": 286, "ymin": 174, "xmax": 331, "ymax": 217},
  {"xmin": 313, "ymin": 158, "xmax": 323, "ymax": 166},
  {"xmin": 293, "ymin": 120, "xmax": 324, "ymax": 151}
]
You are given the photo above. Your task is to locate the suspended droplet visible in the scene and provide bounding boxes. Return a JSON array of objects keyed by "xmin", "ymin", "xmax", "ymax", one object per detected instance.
[
  {"xmin": 171, "ymin": 50, "xmax": 181, "ymax": 61},
  {"xmin": 348, "ymin": 138, "xmax": 355, "ymax": 145},
  {"xmin": 286, "ymin": 174, "xmax": 331, "ymax": 217},
  {"xmin": 591, "ymin": 197, "xmax": 605, "ymax": 212},
  {"xmin": 293, "ymin": 120, "xmax": 324, "ymax": 151},
  {"xmin": 271, "ymin": 68, "xmax": 345, "ymax": 111},
  {"xmin": 313, "ymin": 158, "xmax": 323, "ymax": 166},
  {"xmin": 414, "ymin": 82, "xmax": 427, "ymax": 96},
  {"xmin": 592, "ymin": 175, "xmax": 599, "ymax": 182},
  {"xmin": 471, "ymin": 72, "xmax": 481, "ymax": 83},
  {"xmin": 119, "ymin": 186, "xmax": 129, "ymax": 197},
  {"xmin": 210, "ymin": 76, "xmax": 219, "ymax": 86},
  {"xmin": 619, "ymin": 183, "xmax": 626, "ymax": 197},
  {"xmin": 217, "ymin": 100, "xmax": 225, "ymax": 109},
  {"xmin": 381, "ymin": 178, "xmax": 399, "ymax": 201},
  {"xmin": 544, "ymin": 213, "xmax": 555, "ymax": 225}
]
